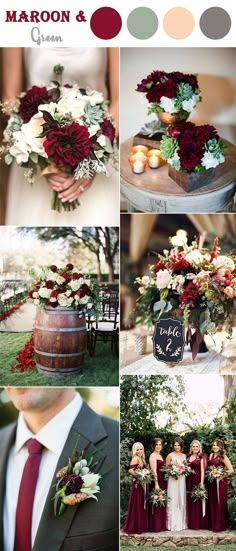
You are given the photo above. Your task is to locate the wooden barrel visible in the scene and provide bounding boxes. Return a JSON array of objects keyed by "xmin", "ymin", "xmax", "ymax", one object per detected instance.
[{"xmin": 34, "ymin": 307, "xmax": 87, "ymax": 377}]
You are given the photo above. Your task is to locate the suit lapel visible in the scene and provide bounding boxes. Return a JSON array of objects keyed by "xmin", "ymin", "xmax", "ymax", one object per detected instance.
[
  {"xmin": 33, "ymin": 402, "xmax": 107, "ymax": 551},
  {"xmin": 0, "ymin": 423, "xmax": 17, "ymax": 549}
]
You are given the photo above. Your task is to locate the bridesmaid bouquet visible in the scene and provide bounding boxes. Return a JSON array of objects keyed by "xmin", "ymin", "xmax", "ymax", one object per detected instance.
[
  {"xmin": 149, "ymin": 488, "xmax": 169, "ymax": 509},
  {"xmin": 136, "ymin": 70, "xmax": 201, "ymax": 116},
  {"xmin": 1, "ymin": 65, "xmax": 116, "ymax": 212},
  {"xmin": 206, "ymin": 465, "xmax": 228, "ymax": 482},
  {"xmin": 134, "ymin": 467, "xmax": 154, "ymax": 489},
  {"xmin": 190, "ymin": 484, "xmax": 208, "ymax": 501},
  {"xmin": 135, "ymin": 234, "xmax": 236, "ymax": 359},
  {"xmin": 28, "ymin": 262, "xmax": 100, "ymax": 313},
  {"xmin": 160, "ymin": 122, "xmax": 226, "ymax": 172},
  {"xmin": 162, "ymin": 460, "xmax": 195, "ymax": 480}
]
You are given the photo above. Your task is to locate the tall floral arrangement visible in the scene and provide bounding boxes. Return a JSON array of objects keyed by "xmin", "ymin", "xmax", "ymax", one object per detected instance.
[
  {"xmin": 136, "ymin": 70, "xmax": 201, "ymax": 116},
  {"xmin": 160, "ymin": 122, "xmax": 226, "ymax": 172},
  {"xmin": 28, "ymin": 263, "xmax": 100, "ymax": 314},
  {"xmin": 1, "ymin": 65, "xmax": 116, "ymax": 212},
  {"xmin": 135, "ymin": 234, "xmax": 236, "ymax": 358}
]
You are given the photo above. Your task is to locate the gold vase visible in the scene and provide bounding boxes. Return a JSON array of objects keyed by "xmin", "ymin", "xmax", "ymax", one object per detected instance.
[{"xmin": 157, "ymin": 111, "xmax": 189, "ymax": 125}]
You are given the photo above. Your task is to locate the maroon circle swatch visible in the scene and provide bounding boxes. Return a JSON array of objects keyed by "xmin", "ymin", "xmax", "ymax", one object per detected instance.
[{"xmin": 90, "ymin": 7, "xmax": 122, "ymax": 40}]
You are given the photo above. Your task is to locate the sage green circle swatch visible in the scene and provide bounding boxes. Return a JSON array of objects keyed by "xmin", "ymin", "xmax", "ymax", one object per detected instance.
[
  {"xmin": 200, "ymin": 7, "xmax": 231, "ymax": 39},
  {"xmin": 127, "ymin": 7, "xmax": 158, "ymax": 39}
]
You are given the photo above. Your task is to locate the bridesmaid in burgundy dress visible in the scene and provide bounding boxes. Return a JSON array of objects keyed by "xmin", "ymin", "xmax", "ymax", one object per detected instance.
[
  {"xmin": 186, "ymin": 440, "xmax": 208, "ymax": 529},
  {"xmin": 208, "ymin": 439, "xmax": 234, "ymax": 532},
  {"xmin": 149, "ymin": 437, "xmax": 167, "ymax": 532},
  {"xmin": 123, "ymin": 442, "xmax": 149, "ymax": 534}
]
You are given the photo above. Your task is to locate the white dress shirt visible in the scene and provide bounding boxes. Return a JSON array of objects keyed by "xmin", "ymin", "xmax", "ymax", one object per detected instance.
[{"xmin": 3, "ymin": 392, "xmax": 83, "ymax": 551}]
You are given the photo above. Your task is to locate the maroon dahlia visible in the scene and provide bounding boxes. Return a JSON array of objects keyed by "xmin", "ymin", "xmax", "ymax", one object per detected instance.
[
  {"xmin": 43, "ymin": 122, "xmax": 92, "ymax": 169},
  {"xmin": 66, "ymin": 263, "xmax": 74, "ymax": 270},
  {"xmin": 101, "ymin": 119, "xmax": 115, "ymax": 145},
  {"xmin": 19, "ymin": 86, "xmax": 49, "ymax": 123},
  {"xmin": 62, "ymin": 474, "xmax": 83, "ymax": 493},
  {"xmin": 146, "ymin": 80, "xmax": 177, "ymax": 104}
]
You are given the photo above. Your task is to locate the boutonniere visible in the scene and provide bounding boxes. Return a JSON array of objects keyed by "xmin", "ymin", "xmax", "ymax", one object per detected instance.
[{"xmin": 53, "ymin": 442, "xmax": 102, "ymax": 516}]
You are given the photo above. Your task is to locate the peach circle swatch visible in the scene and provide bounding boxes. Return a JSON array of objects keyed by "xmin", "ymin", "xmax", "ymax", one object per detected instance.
[{"xmin": 163, "ymin": 7, "xmax": 195, "ymax": 39}]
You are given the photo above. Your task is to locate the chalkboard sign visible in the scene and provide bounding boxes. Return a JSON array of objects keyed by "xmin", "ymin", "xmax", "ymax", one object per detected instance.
[{"xmin": 153, "ymin": 318, "xmax": 185, "ymax": 364}]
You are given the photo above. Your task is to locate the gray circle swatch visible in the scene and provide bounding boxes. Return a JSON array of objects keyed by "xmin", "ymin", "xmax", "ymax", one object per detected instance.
[
  {"xmin": 127, "ymin": 7, "xmax": 158, "ymax": 40},
  {"xmin": 200, "ymin": 7, "xmax": 231, "ymax": 40}
]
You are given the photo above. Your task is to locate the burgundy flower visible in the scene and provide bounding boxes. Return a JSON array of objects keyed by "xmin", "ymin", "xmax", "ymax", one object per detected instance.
[
  {"xmin": 61, "ymin": 271, "xmax": 71, "ymax": 282},
  {"xmin": 19, "ymin": 86, "xmax": 49, "ymax": 123},
  {"xmin": 168, "ymin": 122, "xmax": 195, "ymax": 138},
  {"xmin": 43, "ymin": 122, "xmax": 92, "ymax": 169},
  {"xmin": 66, "ymin": 263, "xmax": 74, "ymax": 270},
  {"xmin": 45, "ymin": 280, "xmax": 54, "ymax": 289},
  {"xmin": 101, "ymin": 119, "xmax": 115, "ymax": 145},
  {"xmin": 180, "ymin": 282, "xmax": 200, "ymax": 309},
  {"xmin": 177, "ymin": 138, "xmax": 203, "ymax": 170},
  {"xmin": 146, "ymin": 79, "xmax": 177, "ymax": 104},
  {"xmin": 72, "ymin": 272, "xmax": 83, "ymax": 279},
  {"xmin": 62, "ymin": 474, "xmax": 83, "ymax": 493},
  {"xmin": 50, "ymin": 265, "xmax": 58, "ymax": 272},
  {"xmin": 154, "ymin": 261, "xmax": 166, "ymax": 273},
  {"xmin": 58, "ymin": 285, "xmax": 67, "ymax": 293},
  {"xmin": 50, "ymin": 290, "xmax": 59, "ymax": 298}
]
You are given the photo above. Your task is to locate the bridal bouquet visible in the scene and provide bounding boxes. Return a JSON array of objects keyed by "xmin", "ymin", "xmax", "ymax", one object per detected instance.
[
  {"xmin": 162, "ymin": 460, "xmax": 194, "ymax": 480},
  {"xmin": 1, "ymin": 65, "xmax": 116, "ymax": 212},
  {"xmin": 135, "ymin": 234, "xmax": 236, "ymax": 358},
  {"xmin": 149, "ymin": 488, "xmax": 169, "ymax": 509},
  {"xmin": 206, "ymin": 465, "xmax": 228, "ymax": 483},
  {"xmin": 136, "ymin": 70, "xmax": 201, "ymax": 116},
  {"xmin": 28, "ymin": 262, "xmax": 99, "ymax": 313},
  {"xmin": 190, "ymin": 484, "xmax": 208, "ymax": 501},
  {"xmin": 134, "ymin": 467, "xmax": 154, "ymax": 489},
  {"xmin": 160, "ymin": 122, "xmax": 226, "ymax": 172}
]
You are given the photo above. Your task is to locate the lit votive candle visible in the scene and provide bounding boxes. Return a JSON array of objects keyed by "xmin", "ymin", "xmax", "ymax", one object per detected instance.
[
  {"xmin": 131, "ymin": 145, "xmax": 149, "ymax": 155},
  {"xmin": 129, "ymin": 154, "xmax": 147, "ymax": 174},
  {"xmin": 147, "ymin": 149, "xmax": 162, "ymax": 169}
]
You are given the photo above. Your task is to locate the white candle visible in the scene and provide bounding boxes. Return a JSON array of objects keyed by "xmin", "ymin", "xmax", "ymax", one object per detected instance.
[
  {"xmin": 133, "ymin": 160, "xmax": 145, "ymax": 174},
  {"xmin": 149, "ymin": 155, "xmax": 159, "ymax": 168}
]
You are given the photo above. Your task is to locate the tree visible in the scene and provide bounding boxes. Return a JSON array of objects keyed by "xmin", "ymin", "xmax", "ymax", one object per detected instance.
[{"xmin": 17, "ymin": 226, "xmax": 119, "ymax": 283}]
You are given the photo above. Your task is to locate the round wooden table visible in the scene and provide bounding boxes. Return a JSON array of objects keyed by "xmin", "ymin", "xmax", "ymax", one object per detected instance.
[{"xmin": 121, "ymin": 138, "xmax": 236, "ymax": 213}]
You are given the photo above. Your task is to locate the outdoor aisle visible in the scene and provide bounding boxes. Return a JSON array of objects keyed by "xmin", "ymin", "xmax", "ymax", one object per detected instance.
[{"xmin": 0, "ymin": 302, "xmax": 35, "ymax": 332}]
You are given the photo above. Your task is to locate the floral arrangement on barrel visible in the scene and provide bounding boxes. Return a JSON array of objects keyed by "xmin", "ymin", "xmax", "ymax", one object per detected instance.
[
  {"xmin": 1, "ymin": 65, "xmax": 116, "ymax": 212},
  {"xmin": 28, "ymin": 262, "xmax": 100, "ymax": 314},
  {"xmin": 160, "ymin": 122, "xmax": 226, "ymax": 173},
  {"xmin": 136, "ymin": 70, "xmax": 201, "ymax": 121},
  {"xmin": 135, "ymin": 232, "xmax": 236, "ymax": 359}
]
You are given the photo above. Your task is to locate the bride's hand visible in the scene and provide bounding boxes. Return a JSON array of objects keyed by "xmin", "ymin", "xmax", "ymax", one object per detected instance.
[{"xmin": 46, "ymin": 173, "xmax": 94, "ymax": 202}]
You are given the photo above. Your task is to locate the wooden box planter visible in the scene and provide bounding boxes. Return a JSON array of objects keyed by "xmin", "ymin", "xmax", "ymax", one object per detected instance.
[{"xmin": 168, "ymin": 165, "xmax": 218, "ymax": 192}]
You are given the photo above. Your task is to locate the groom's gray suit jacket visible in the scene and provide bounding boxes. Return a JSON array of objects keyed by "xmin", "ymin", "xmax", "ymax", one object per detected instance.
[{"xmin": 0, "ymin": 401, "xmax": 119, "ymax": 551}]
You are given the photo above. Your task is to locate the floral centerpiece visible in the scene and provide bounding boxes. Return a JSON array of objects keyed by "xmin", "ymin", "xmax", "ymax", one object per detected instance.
[
  {"xmin": 53, "ymin": 442, "xmax": 103, "ymax": 516},
  {"xmin": 28, "ymin": 262, "xmax": 99, "ymax": 313},
  {"xmin": 135, "ymin": 234, "xmax": 236, "ymax": 359},
  {"xmin": 190, "ymin": 484, "xmax": 208, "ymax": 501},
  {"xmin": 1, "ymin": 65, "xmax": 116, "ymax": 212},
  {"xmin": 160, "ymin": 122, "xmax": 226, "ymax": 173},
  {"xmin": 161, "ymin": 460, "xmax": 194, "ymax": 480},
  {"xmin": 136, "ymin": 70, "xmax": 201, "ymax": 123},
  {"xmin": 149, "ymin": 487, "xmax": 169, "ymax": 509}
]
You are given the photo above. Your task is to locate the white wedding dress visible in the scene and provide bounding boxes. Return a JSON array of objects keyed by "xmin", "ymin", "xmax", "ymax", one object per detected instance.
[
  {"xmin": 5, "ymin": 48, "xmax": 119, "ymax": 226},
  {"xmin": 167, "ymin": 453, "xmax": 187, "ymax": 531}
]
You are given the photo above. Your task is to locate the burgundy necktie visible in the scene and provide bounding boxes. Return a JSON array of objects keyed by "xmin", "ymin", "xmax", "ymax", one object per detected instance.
[{"xmin": 14, "ymin": 439, "xmax": 43, "ymax": 551}]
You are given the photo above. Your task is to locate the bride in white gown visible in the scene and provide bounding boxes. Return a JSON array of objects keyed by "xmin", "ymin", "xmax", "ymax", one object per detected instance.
[
  {"xmin": 166, "ymin": 438, "xmax": 187, "ymax": 531},
  {"xmin": 2, "ymin": 48, "xmax": 119, "ymax": 226}
]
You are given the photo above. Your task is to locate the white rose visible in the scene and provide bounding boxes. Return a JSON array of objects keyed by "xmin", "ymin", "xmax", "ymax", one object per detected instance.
[
  {"xmin": 58, "ymin": 294, "xmax": 68, "ymax": 307},
  {"xmin": 38, "ymin": 287, "xmax": 51, "ymax": 299},
  {"xmin": 65, "ymin": 290, "xmax": 72, "ymax": 296},
  {"xmin": 57, "ymin": 91, "xmax": 85, "ymax": 121},
  {"xmin": 21, "ymin": 117, "xmax": 48, "ymax": 157},
  {"xmin": 34, "ymin": 299, "xmax": 40, "ymax": 305},
  {"xmin": 138, "ymin": 286, "xmax": 145, "ymax": 294},
  {"xmin": 97, "ymin": 134, "xmax": 106, "ymax": 147},
  {"xmin": 38, "ymin": 101, "xmax": 57, "ymax": 116},
  {"xmin": 88, "ymin": 124, "xmax": 100, "ymax": 137},
  {"xmin": 201, "ymin": 151, "xmax": 225, "ymax": 170},
  {"xmin": 32, "ymin": 291, "xmax": 39, "ymax": 298},
  {"xmin": 185, "ymin": 250, "xmax": 204, "ymax": 265},
  {"xmin": 86, "ymin": 90, "xmax": 104, "ymax": 105},
  {"xmin": 69, "ymin": 280, "xmax": 81, "ymax": 291},
  {"xmin": 213, "ymin": 256, "xmax": 235, "ymax": 271},
  {"xmin": 156, "ymin": 269, "xmax": 172, "ymax": 289},
  {"xmin": 141, "ymin": 276, "xmax": 150, "ymax": 286},
  {"xmin": 159, "ymin": 96, "xmax": 176, "ymax": 113},
  {"xmin": 182, "ymin": 94, "xmax": 199, "ymax": 113},
  {"xmin": 171, "ymin": 234, "xmax": 187, "ymax": 247},
  {"xmin": 56, "ymin": 275, "xmax": 66, "ymax": 285},
  {"xmin": 9, "ymin": 131, "xmax": 30, "ymax": 163}
]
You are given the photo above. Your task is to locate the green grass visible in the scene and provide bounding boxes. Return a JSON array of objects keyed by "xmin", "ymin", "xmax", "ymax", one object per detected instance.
[
  {"xmin": 0, "ymin": 332, "xmax": 119, "ymax": 386},
  {"xmin": 122, "ymin": 546, "xmax": 235, "ymax": 550}
]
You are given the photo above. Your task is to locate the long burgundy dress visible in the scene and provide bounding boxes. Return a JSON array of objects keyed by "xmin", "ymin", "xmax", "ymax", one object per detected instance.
[
  {"xmin": 149, "ymin": 458, "xmax": 167, "ymax": 532},
  {"xmin": 186, "ymin": 453, "xmax": 208, "ymax": 529},
  {"xmin": 123, "ymin": 463, "xmax": 149, "ymax": 534},
  {"xmin": 208, "ymin": 455, "xmax": 228, "ymax": 532}
]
